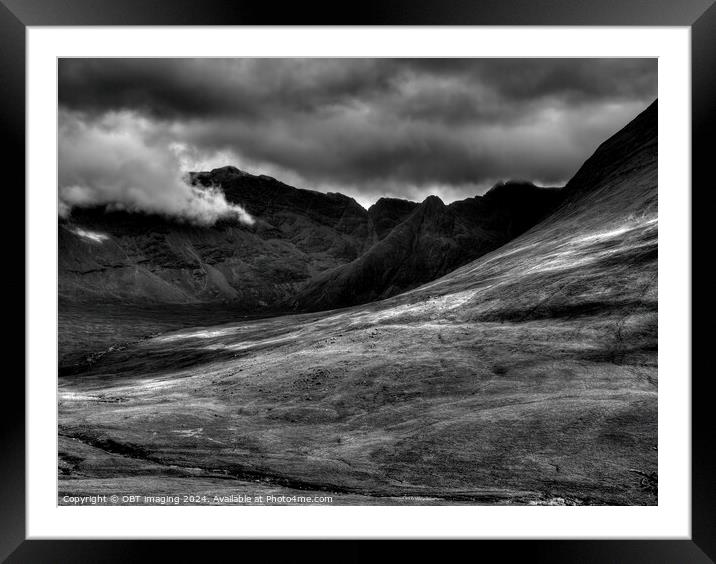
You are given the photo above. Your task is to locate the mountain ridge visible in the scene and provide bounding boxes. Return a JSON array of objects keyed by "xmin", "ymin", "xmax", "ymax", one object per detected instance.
[
  {"xmin": 292, "ymin": 181, "xmax": 563, "ymax": 311},
  {"xmin": 59, "ymin": 169, "xmax": 564, "ymax": 310}
]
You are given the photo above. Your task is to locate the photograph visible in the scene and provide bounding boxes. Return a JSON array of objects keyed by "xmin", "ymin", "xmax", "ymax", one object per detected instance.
[{"xmin": 57, "ymin": 57, "xmax": 658, "ymax": 507}]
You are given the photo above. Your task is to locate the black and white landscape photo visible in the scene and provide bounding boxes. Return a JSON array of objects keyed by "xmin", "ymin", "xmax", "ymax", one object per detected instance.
[{"xmin": 58, "ymin": 58, "xmax": 658, "ymax": 506}]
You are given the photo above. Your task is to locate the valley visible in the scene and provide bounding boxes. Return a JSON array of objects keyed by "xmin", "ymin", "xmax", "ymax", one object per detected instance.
[{"xmin": 58, "ymin": 101, "xmax": 658, "ymax": 506}]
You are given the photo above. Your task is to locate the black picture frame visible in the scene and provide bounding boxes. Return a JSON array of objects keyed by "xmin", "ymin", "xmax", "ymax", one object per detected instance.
[{"xmin": 4, "ymin": 0, "xmax": 713, "ymax": 560}]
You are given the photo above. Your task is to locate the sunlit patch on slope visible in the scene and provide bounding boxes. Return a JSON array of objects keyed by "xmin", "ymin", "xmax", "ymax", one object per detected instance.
[
  {"xmin": 200, "ymin": 332, "xmax": 298, "ymax": 352},
  {"xmin": 71, "ymin": 227, "xmax": 110, "ymax": 243},
  {"xmin": 155, "ymin": 328, "xmax": 237, "ymax": 343},
  {"xmin": 58, "ymin": 391, "xmax": 102, "ymax": 401},
  {"xmin": 572, "ymin": 216, "xmax": 657, "ymax": 245},
  {"xmin": 529, "ymin": 217, "xmax": 657, "ymax": 274},
  {"xmin": 174, "ymin": 428, "xmax": 203, "ymax": 438}
]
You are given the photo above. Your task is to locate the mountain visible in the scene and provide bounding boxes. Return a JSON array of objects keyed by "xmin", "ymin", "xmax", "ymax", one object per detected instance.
[
  {"xmin": 367, "ymin": 197, "xmax": 419, "ymax": 240},
  {"xmin": 293, "ymin": 182, "xmax": 563, "ymax": 311},
  {"xmin": 59, "ymin": 168, "xmax": 562, "ymax": 312},
  {"xmin": 59, "ymin": 169, "xmax": 375, "ymax": 308},
  {"xmin": 59, "ymin": 101, "xmax": 658, "ymax": 505}
]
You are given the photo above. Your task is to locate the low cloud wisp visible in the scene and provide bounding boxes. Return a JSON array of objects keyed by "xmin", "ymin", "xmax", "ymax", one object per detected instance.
[{"xmin": 59, "ymin": 110, "xmax": 254, "ymax": 226}]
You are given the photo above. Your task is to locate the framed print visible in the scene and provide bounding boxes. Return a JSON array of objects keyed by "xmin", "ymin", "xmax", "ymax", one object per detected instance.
[{"xmin": 4, "ymin": 0, "xmax": 713, "ymax": 560}]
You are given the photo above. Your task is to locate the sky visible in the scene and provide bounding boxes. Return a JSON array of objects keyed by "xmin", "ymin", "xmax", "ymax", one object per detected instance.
[{"xmin": 58, "ymin": 58, "xmax": 657, "ymax": 219}]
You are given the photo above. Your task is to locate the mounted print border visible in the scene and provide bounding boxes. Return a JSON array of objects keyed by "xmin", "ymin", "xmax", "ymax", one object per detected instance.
[{"xmin": 4, "ymin": 0, "xmax": 713, "ymax": 561}]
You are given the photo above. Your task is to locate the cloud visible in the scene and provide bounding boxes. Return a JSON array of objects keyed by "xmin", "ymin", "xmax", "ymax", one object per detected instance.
[
  {"xmin": 59, "ymin": 110, "xmax": 253, "ymax": 226},
  {"xmin": 58, "ymin": 58, "xmax": 657, "ymax": 207},
  {"xmin": 58, "ymin": 59, "xmax": 657, "ymax": 121}
]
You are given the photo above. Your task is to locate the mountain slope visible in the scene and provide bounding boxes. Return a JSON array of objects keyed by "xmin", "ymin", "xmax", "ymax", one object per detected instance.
[{"xmin": 293, "ymin": 182, "xmax": 563, "ymax": 311}]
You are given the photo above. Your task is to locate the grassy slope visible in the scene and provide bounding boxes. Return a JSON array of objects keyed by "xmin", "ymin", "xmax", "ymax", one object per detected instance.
[{"xmin": 59, "ymin": 103, "xmax": 657, "ymax": 505}]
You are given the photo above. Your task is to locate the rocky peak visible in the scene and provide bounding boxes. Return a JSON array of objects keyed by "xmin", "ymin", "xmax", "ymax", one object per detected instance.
[
  {"xmin": 417, "ymin": 194, "xmax": 446, "ymax": 217},
  {"xmin": 210, "ymin": 165, "xmax": 249, "ymax": 176},
  {"xmin": 203, "ymin": 165, "xmax": 252, "ymax": 185},
  {"xmin": 368, "ymin": 197, "xmax": 420, "ymax": 241},
  {"xmin": 420, "ymin": 194, "xmax": 446, "ymax": 209}
]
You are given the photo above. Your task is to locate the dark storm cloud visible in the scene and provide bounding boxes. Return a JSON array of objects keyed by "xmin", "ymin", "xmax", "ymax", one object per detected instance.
[
  {"xmin": 59, "ymin": 59, "xmax": 397, "ymax": 120},
  {"xmin": 58, "ymin": 58, "xmax": 657, "ymax": 208},
  {"xmin": 59, "ymin": 58, "xmax": 656, "ymax": 120}
]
